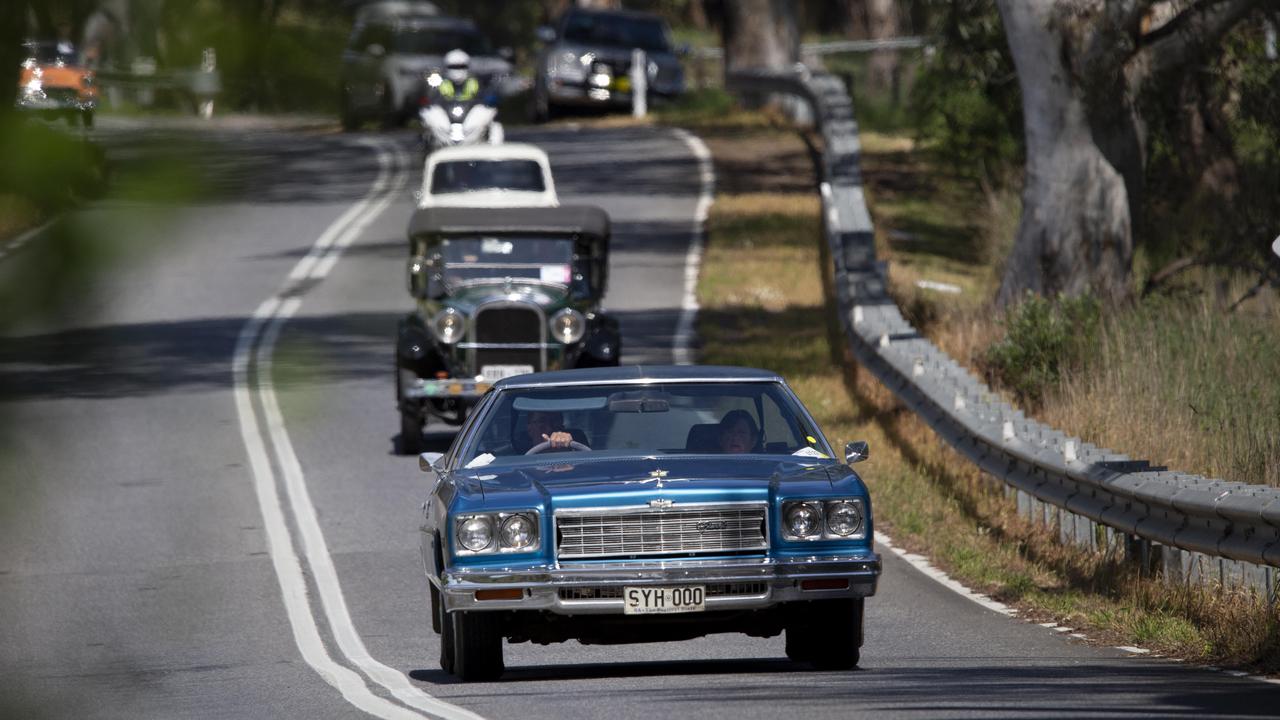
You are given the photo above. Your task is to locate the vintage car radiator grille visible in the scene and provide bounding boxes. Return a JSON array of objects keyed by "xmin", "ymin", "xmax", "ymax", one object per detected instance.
[
  {"xmin": 555, "ymin": 505, "xmax": 768, "ymax": 560},
  {"xmin": 475, "ymin": 306, "xmax": 541, "ymax": 344}
]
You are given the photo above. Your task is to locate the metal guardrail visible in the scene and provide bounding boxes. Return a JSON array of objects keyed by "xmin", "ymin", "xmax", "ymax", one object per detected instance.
[
  {"xmin": 691, "ymin": 36, "xmax": 927, "ymax": 60},
  {"xmin": 725, "ymin": 67, "xmax": 1280, "ymax": 598}
]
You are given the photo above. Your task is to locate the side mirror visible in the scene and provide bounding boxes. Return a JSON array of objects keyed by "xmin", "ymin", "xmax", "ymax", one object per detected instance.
[
  {"xmin": 844, "ymin": 441, "xmax": 869, "ymax": 465},
  {"xmin": 419, "ymin": 452, "xmax": 443, "ymax": 472},
  {"xmin": 498, "ymin": 46, "xmax": 515, "ymax": 62},
  {"xmin": 366, "ymin": 43, "xmax": 386, "ymax": 57},
  {"xmin": 535, "ymin": 26, "xmax": 557, "ymax": 44}
]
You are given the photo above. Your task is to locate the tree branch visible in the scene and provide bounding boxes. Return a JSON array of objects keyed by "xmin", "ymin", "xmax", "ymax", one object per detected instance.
[{"xmin": 1136, "ymin": 0, "xmax": 1261, "ymax": 82}]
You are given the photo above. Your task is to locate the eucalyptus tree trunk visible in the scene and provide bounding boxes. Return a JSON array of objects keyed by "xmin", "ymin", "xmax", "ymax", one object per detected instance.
[
  {"xmin": 721, "ymin": 0, "xmax": 798, "ymax": 76},
  {"xmin": 994, "ymin": 0, "xmax": 1261, "ymax": 306},
  {"xmin": 865, "ymin": 0, "xmax": 900, "ymax": 99}
]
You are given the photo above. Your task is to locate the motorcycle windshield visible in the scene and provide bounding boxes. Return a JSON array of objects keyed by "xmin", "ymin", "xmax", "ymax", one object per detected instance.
[
  {"xmin": 439, "ymin": 236, "xmax": 573, "ymax": 287},
  {"xmin": 431, "ymin": 160, "xmax": 546, "ymax": 193}
]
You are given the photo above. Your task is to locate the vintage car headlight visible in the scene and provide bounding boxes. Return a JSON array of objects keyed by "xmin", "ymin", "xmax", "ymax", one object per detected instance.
[
  {"xmin": 826, "ymin": 500, "xmax": 864, "ymax": 537},
  {"xmin": 500, "ymin": 514, "xmax": 537, "ymax": 550},
  {"xmin": 784, "ymin": 502, "xmax": 822, "ymax": 539},
  {"xmin": 432, "ymin": 308, "xmax": 465, "ymax": 344},
  {"xmin": 549, "ymin": 309, "xmax": 585, "ymax": 344},
  {"xmin": 457, "ymin": 516, "xmax": 494, "ymax": 552},
  {"xmin": 455, "ymin": 511, "xmax": 540, "ymax": 555}
]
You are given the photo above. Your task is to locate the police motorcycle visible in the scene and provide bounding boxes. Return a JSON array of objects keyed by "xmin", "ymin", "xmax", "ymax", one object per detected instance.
[{"xmin": 419, "ymin": 49, "xmax": 504, "ymax": 154}]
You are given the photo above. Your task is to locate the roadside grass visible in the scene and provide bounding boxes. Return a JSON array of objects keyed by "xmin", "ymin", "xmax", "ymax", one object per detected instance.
[
  {"xmin": 0, "ymin": 195, "xmax": 43, "ymax": 243},
  {"xmin": 695, "ymin": 124, "xmax": 1280, "ymax": 672}
]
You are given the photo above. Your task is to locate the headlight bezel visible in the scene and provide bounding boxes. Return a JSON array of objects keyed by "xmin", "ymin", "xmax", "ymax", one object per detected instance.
[
  {"xmin": 453, "ymin": 510, "xmax": 541, "ymax": 556},
  {"xmin": 431, "ymin": 307, "xmax": 466, "ymax": 344},
  {"xmin": 549, "ymin": 308, "xmax": 586, "ymax": 344},
  {"xmin": 781, "ymin": 498, "xmax": 867, "ymax": 541}
]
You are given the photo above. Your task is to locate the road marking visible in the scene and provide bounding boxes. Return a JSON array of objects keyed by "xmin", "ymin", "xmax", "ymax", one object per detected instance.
[
  {"xmin": 670, "ymin": 128, "xmax": 715, "ymax": 366},
  {"xmin": 234, "ymin": 136, "xmax": 482, "ymax": 720},
  {"xmin": 0, "ymin": 219, "xmax": 55, "ymax": 263},
  {"xmin": 877, "ymin": 531, "xmax": 1017, "ymax": 617}
]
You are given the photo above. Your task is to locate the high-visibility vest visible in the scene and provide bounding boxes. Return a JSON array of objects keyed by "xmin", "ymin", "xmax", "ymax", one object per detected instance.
[{"xmin": 440, "ymin": 77, "xmax": 479, "ymax": 102}]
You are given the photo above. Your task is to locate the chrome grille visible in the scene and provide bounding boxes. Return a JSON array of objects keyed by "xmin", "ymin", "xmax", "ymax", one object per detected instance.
[
  {"xmin": 475, "ymin": 306, "xmax": 540, "ymax": 344},
  {"xmin": 555, "ymin": 504, "xmax": 768, "ymax": 560}
]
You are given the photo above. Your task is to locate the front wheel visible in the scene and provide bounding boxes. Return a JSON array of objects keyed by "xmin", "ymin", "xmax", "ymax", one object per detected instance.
[
  {"xmin": 435, "ymin": 589, "xmax": 455, "ymax": 674},
  {"xmin": 396, "ymin": 365, "xmax": 425, "ymax": 455},
  {"xmin": 786, "ymin": 598, "xmax": 863, "ymax": 670},
  {"xmin": 451, "ymin": 611, "xmax": 504, "ymax": 681}
]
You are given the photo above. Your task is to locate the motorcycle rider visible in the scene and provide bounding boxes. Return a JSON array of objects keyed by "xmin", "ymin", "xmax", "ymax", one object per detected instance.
[{"xmin": 434, "ymin": 49, "xmax": 481, "ymax": 104}]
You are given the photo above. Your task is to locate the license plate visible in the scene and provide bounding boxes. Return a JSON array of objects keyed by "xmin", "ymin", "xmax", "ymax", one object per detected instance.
[
  {"xmin": 480, "ymin": 365, "xmax": 533, "ymax": 382},
  {"xmin": 623, "ymin": 586, "xmax": 705, "ymax": 615}
]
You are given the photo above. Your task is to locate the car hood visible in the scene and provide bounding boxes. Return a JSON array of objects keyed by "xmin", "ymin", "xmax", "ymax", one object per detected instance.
[
  {"xmin": 448, "ymin": 455, "xmax": 856, "ymax": 512},
  {"xmin": 421, "ymin": 190, "xmax": 557, "ymax": 208},
  {"xmin": 441, "ymin": 282, "xmax": 569, "ymax": 314},
  {"xmin": 556, "ymin": 42, "xmax": 678, "ymax": 67}
]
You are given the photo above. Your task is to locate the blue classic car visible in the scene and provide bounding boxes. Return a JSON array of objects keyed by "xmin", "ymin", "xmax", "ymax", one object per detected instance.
[{"xmin": 418, "ymin": 365, "xmax": 881, "ymax": 680}]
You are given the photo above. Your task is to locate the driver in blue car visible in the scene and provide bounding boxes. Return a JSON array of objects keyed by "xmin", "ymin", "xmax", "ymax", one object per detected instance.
[
  {"xmin": 518, "ymin": 411, "xmax": 574, "ymax": 453},
  {"xmin": 718, "ymin": 410, "xmax": 760, "ymax": 454}
]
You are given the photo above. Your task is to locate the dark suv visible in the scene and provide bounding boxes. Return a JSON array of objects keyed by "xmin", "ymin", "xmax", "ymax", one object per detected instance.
[{"xmin": 532, "ymin": 8, "xmax": 684, "ymax": 121}]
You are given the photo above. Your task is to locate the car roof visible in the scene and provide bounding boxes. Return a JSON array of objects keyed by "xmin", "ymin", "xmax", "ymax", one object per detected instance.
[
  {"xmin": 409, "ymin": 205, "xmax": 608, "ymax": 238},
  {"xmin": 493, "ymin": 365, "xmax": 784, "ymax": 389},
  {"xmin": 564, "ymin": 8, "xmax": 668, "ymax": 23},
  {"xmin": 427, "ymin": 143, "xmax": 550, "ymax": 164}
]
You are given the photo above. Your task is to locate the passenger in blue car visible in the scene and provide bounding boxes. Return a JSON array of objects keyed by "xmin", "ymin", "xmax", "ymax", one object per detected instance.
[{"xmin": 718, "ymin": 410, "xmax": 759, "ymax": 454}]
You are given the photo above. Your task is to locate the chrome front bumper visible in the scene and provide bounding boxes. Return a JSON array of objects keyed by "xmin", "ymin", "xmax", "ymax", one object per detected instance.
[{"xmin": 439, "ymin": 553, "xmax": 881, "ymax": 614}]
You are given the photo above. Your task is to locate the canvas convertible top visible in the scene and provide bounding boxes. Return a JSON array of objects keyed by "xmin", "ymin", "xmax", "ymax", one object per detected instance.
[{"xmin": 409, "ymin": 205, "xmax": 610, "ymax": 239}]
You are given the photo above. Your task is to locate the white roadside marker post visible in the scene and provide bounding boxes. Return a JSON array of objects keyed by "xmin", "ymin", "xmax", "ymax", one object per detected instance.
[{"xmin": 631, "ymin": 48, "xmax": 647, "ymax": 118}]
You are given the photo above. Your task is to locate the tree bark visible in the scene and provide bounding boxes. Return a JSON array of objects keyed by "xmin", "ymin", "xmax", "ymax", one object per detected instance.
[
  {"xmin": 995, "ymin": 0, "xmax": 1137, "ymax": 306},
  {"xmin": 994, "ymin": 0, "xmax": 1261, "ymax": 307},
  {"xmin": 721, "ymin": 0, "xmax": 798, "ymax": 75},
  {"xmin": 865, "ymin": 0, "xmax": 899, "ymax": 99}
]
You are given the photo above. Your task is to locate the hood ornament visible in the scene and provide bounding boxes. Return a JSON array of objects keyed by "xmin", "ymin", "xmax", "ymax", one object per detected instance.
[{"xmin": 650, "ymin": 468, "xmax": 669, "ymax": 490}]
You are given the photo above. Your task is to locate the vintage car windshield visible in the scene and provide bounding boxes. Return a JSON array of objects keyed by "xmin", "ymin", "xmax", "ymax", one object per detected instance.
[
  {"xmin": 563, "ymin": 13, "xmax": 670, "ymax": 53},
  {"xmin": 438, "ymin": 236, "xmax": 574, "ymax": 287},
  {"xmin": 431, "ymin": 160, "xmax": 546, "ymax": 194},
  {"xmin": 393, "ymin": 28, "xmax": 493, "ymax": 56},
  {"xmin": 459, "ymin": 381, "xmax": 832, "ymax": 468}
]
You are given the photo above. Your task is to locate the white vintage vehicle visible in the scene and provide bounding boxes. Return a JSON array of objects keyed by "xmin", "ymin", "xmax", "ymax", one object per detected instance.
[{"xmin": 418, "ymin": 143, "xmax": 558, "ymax": 209}]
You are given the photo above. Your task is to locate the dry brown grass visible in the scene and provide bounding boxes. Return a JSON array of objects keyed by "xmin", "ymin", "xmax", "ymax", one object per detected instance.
[
  {"xmin": 0, "ymin": 195, "xmax": 43, "ymax": 242},
  {"xmin": 696, "ymin": 124, "xmax": 1280, "ymax": 673}
]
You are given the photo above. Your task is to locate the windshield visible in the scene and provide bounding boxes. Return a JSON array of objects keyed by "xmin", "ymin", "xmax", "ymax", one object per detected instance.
[
  {"xmin": 431, "ymin": 160, "xmax": 546, "ymax": 194},
  {"xmin": 562, "ymin": 13, "xmax": 670, "ymax": 53},
  {"xmin": 460, "ymin": 381, "xmax": 831, "ymax": 468},
  {"xmin": 24, "ymin": 42, "xmax": 79, "ymax": 64},
  {"xmin": 393, "ymin": 28, "xmax": 492, "ymax": 56},
  {"xmin": 438, "ymin": 236, "xmax": 573, "ymax": 287}
]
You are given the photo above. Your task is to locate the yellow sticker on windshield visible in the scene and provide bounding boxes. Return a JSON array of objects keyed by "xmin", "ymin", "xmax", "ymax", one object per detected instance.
[{"xmin": 806, "ymin": 436, "xmax": 817, "ymax": 444}]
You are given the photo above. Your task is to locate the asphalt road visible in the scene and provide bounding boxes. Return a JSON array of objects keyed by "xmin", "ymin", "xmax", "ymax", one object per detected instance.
[{"xmin": 1, "ymin": 119, "xmax": 1277, "ymax": 719}]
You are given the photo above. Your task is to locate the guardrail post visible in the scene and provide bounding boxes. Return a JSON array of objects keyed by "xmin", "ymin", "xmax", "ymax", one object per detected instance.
[
  {"xmin": 195, "ymin": 48, "xmax": 219, "ymax": 119},
  {"xmin": 132, "ymin": 56, "xmax": 157, "ymax": 107},
  {"xmin": 631, "ymin": 49, "xmax": 647, "ymax": 118}
]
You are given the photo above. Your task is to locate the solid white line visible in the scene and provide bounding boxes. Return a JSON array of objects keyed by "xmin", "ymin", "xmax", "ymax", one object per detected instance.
[
  {"xmin": 670, "ymin": 128, "xmax": 715, "ymax": 366},
  {"xmin": 234, "ymin": 136, "xmax": 481, "ymax": 719},
  {"xmin": 0, "ymin": 219, "xmax": 54, "ymax": 262},
  {"xmin": 876, "ymin": 531, "xmax": 1016, "ymax": 617},
  {"xmin": 259, "ymin": 298, "xmax": 483, "ymax": 720},
  {"xmin": 234, "ymin": 298, "xmax": 423, "ymax": 720}
]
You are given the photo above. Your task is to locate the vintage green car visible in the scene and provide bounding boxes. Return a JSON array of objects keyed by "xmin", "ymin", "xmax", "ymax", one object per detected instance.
[{"xmin": 396, "ymin": 205, "xmax": 619, "ymax": 452}]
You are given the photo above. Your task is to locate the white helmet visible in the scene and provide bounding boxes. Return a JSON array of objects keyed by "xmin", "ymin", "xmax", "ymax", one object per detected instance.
[{"xmin": 444, "ymin": 49, "xmax": 470, "ymax": 83}]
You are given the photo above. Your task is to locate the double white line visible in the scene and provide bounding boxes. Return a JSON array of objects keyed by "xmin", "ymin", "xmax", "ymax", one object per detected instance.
[{"xmin": 232, "ymin": 136, "xmax": 481, "ymax": 720}]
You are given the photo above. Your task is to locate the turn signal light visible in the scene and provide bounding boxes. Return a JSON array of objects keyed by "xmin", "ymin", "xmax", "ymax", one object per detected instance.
[
  {"xmin": 475, "ymin": 589, "xmax": 524, "ymax": 601},
  {"xmin": 800, "ymin": 579, "xmax": 849, "ymax": 591}
]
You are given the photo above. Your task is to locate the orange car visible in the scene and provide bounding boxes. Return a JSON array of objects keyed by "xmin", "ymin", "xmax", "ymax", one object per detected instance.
[{"xmin": 17, "ymin": 41, "xmax": 97, "ymax": 127}]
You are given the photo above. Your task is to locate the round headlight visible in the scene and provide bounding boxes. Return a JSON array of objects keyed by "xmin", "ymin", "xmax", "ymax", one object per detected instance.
[
  {"xmin": 826, "ymin": 500, "xmax": 864, "ymax": 537},
  {"xmin": 457, "ymin": 516, "xmax": 493, "ymax": 552},
  {"xmin": 549, "ymin": 309, "xmax": 585, "ymax": 344},
  {"xmin": 785, "ymin": 502, "xmax": 821, "ymax": 538},
  {"xmin": 500, "ymin": 514, "xmax": 536, "ymax": 550},
  {"xmin": 432, "ymin": 308, "xmax": 465, "ymax": 344}
]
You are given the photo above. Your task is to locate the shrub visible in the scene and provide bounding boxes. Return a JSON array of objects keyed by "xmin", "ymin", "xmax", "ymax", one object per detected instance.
[{"xmin": 983, "ymin": 293, "xmax": 1100, "ymax": 406}]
